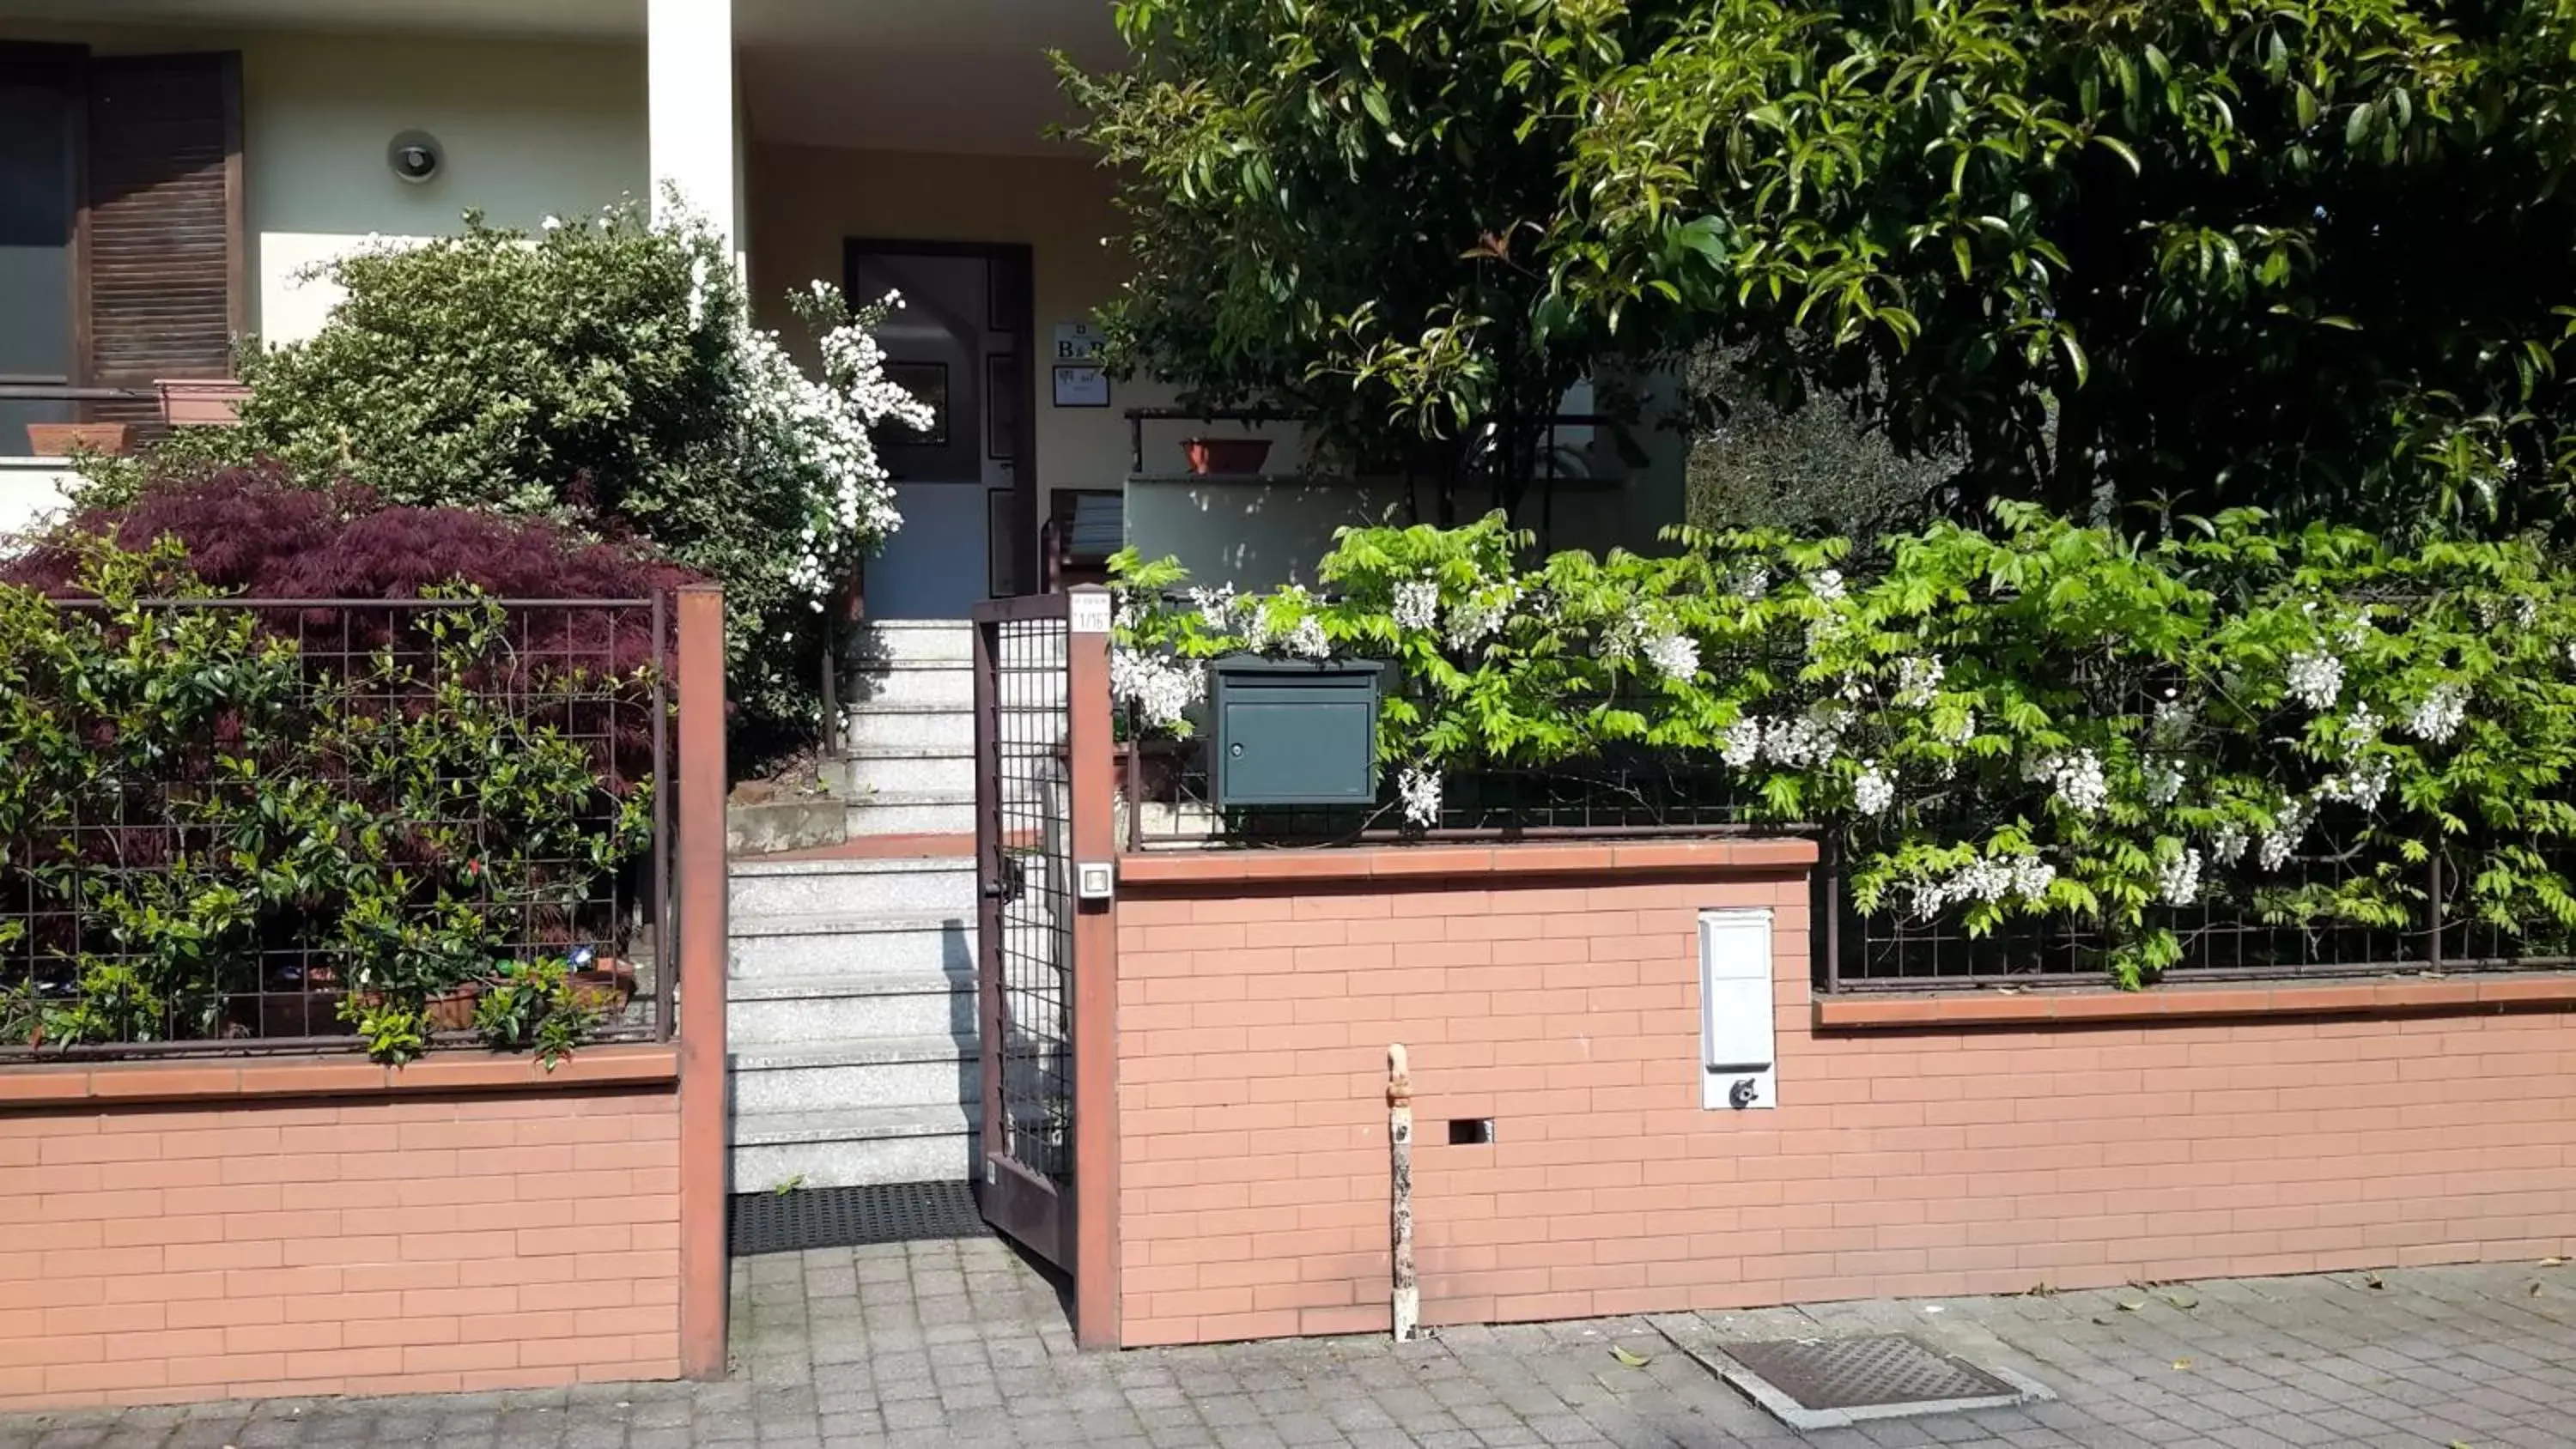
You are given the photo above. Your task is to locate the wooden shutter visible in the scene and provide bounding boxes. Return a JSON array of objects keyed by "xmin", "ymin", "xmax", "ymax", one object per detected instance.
[{"xmin": 82, "ymin": 51, "xmax": 241, "ymax": 419}]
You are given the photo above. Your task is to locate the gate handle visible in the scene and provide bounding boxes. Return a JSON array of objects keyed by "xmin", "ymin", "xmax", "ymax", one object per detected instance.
[{"xmin": 982, "ymin": 855, "xmax": 1025, "ymax": 905}]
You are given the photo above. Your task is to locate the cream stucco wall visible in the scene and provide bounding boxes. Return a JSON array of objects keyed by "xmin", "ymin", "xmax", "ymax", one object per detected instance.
[
  {"xmin": 240, "ymin": 31, "xmax": 648, "ymax": 342},
  {"xmin": 0, "ymin": 21, "xmax": 651, "ymax": 346}
]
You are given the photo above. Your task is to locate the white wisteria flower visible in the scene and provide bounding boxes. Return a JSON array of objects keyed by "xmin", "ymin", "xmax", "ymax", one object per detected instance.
[
  {"xmin": 1398, "ymin": 766, "xmax": 1443, "ymax": 829},
  {"xmin": 1722, "ymin": 716, "xmax": 1764, "ymax": 767},
  {"xmin": 2406, "ymin": 684, "xmax": 2468, "ymax": 745},
  {"xmin": 1443, "ymin": 582, "xmax": 1519, "ymax": 652},
  {"xmin": 1392, "ymin": 579, "xmax": 1440, "ymax": 632},
  {"xmin": 1913, "ymin": 854, "xmax": 2057, "ymax": 917},
  {"xmin": 1806, "ymin": 568, "xmax": 1847, "ymax": 602},
  {"xmin": 2038, "ymin": 750, "xmax": 2108, "ymax": 815},
  {"xmin": 1854, "ymin": 761, "xmax": 1896, "ymax": 816},
  {"xmin": 2318, "ymin": 754, "xmax": 2392, "ymax": 813},
  {"xmin": 1109, "ymin": 647, "xmax": 1203, "ymax": 730},
  {"xmin": 2156, "ymin": 846, "xmax": 2204, "ymax": 906},
  {"xmin": 1285, "ymin": 615, "xmax": 1332, "ymax": 659},
  {"xmin": 1188, "ymin": 585, "xmax": 1237, "ymax": 633},
  {"xmin": 1642, "ymin": 631, "xmax": 1700, "ymax": 682},
  {"xmin": 1895, "ymin": 655, "xmax": 1944, "ymax": 708},
  {"xmin": 2210, "ymin": 823, "xmax": 2250, "ymax": 865},
  {"xmin": 2286, "ymin": 649, "xmax": 2344, "ymax": 711},
  {"xmin": 2258, "ymin": 797, "xmax": 2316, "ymax": 871},
  {"xmin": 2145, "ymin": 761, "xmax": 2184, "ymax": 806}
]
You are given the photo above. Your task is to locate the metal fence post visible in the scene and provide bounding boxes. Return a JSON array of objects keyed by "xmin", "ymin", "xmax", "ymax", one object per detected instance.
[{"xmin": 674, "ymin": 586, "xmax": 730, "ymax": 1379}]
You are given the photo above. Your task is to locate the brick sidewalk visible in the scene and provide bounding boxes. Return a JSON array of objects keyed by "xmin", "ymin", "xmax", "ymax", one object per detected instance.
[{"xmin": 8, "ymin": 1237, "xmax": 2575, "ymax": 1448}]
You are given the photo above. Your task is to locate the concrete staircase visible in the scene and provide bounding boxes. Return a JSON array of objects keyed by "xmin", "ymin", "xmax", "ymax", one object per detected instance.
[
  {"xmin": 726, "ymin": 620, "xmax": 985, "ymax": 1191},
  {"xmin": 835, "ymin": 621, "xmax": 976, "ymax": 839}
]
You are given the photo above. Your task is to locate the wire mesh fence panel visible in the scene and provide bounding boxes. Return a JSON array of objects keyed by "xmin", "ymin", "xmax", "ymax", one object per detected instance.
[
  {"xmin": 989, "ymin": 615, "xmax": 1075, "ymax": 1183},
  {"xmin": 0, "ymin": 595, "xmax": 671, "ymax": 1057}
]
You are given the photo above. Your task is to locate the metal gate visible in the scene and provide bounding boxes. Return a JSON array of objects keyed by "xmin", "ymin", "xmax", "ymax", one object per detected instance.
[{"xmin": 970, "ymin": 595, "xmax": 1081, "ymax": 1269}]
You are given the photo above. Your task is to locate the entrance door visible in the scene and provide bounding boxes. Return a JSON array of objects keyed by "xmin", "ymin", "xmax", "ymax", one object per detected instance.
[{"xmin": 847, "ymin": 240, "xmax": 1035, "ymax": 619}]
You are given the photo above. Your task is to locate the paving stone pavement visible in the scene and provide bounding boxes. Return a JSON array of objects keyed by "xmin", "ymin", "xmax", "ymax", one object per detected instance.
[{"xmin": 11, "ymin": 1237, "xmax": 2576, "ymax": 1448}]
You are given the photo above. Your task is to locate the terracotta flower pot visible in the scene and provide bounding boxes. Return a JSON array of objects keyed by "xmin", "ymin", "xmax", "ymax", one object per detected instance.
[
  {"xmin": 156, "ymin": 378, "xmax": 249, "ymax": 427},
  {"xmin": 26, "ymin": 421, "xmax": 131, "ymax": 458},
  {"xmin": 1182, "ymin": 437, "xmax": 1273, "ymax": 476},
  {"xmin": 568, "ymin": 959, "xmax": 638, "ymax": 1016}
]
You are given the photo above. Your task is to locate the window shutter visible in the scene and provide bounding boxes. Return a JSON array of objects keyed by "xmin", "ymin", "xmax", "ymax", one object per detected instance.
[{"xmin": 82, "ymin": 50, "xmax": 241, "ymax": 420}]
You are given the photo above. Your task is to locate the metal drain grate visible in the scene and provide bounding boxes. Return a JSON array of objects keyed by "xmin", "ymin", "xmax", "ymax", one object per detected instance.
[
  {"xmin": 1707, "ymin": 1334, "xmax": 2049, "ymax": 1431},
  {"xmin": 730, "ymin": 1181, "xmax": 987, "ymax": 1256}
]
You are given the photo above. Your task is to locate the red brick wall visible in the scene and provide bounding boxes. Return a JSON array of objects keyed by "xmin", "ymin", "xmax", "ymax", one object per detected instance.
[
  {"xmin": 1111, "ymin": 842, "xmax": 2576, "ymax": 1348},
  {"xmin": 0, "ymin": 1054, "xmax": 682, "ymax": 1409}
]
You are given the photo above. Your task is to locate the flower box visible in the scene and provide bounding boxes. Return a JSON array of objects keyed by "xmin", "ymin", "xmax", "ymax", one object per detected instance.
[
  {"xmin": 156, "ymin": 378, "xmax": 250, "ymax": 427},
  {"xmin": 25, "ymin": 421, "xmax": 131, "ymax": 457}
]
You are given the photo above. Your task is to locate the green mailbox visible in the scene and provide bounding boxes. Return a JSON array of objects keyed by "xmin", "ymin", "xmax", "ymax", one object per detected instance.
[{"xmin": 1209, "ymin": 656, "xmax": 1388, "ymax": 808}]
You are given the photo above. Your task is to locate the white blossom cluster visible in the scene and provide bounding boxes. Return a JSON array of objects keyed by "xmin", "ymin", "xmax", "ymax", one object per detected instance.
[
  {"xmin": 1727, "ymin": 564, "xmax": 1772, "ymax": 600},
  {"xmin": 2285, "ymin": 649, "xmax": 2344, "ymax": 711},
  {"xmin": 1189, "ymin": 585, "xmax": 1238, "ymax": 632},
  {"xmin": 1392, "ymin": 579, "xmax": 1441, "ymax": 632},
  {"xmin": 2210, "ymin": 822, "xmax": 2250, "ymax": 864},
  {"xmin": 1398, "ymin": 765, "xmax": 1443, "ymax": 828},
  {"xmin": 1641, "ymin": 631, "xmax": 1701, "ymax": 682},
  {"xmin": 2150, "ymin": 697, "xmax": 2196, "ymax": 745},
  {"xmin": 1109, "ymin": 646, "xmax": 1205, "ymax": 729},
  {"xmin": 2037, "ymin": 749, "xmax": 2109, "ymax": 814},
  {"xmin": 1286, "ymin": 615, "xmax": 1332, "ymax": 659},
  {"xmin": 1759, "ymin": 706, "xmax": 1849, "ymax": 768},
  {"xmin": 1722, "ymin": 715, "xmax": 1764, "ymax": 767},
  {"xmin": 1935, "ymin": 708, "xmax": 1978, "ymax": 745},
  {"xmin": 2342, "ymin": 702, "xmax": 2383, "ymax": 746},
  {"xmin": 2406, "ymin": 684, "xmax": 2468, "ymax": 745},
  {"xmin": 751, "ymin": 288, "xmax": 929, "ymax": 601},
  {"xmin": 1895, "ymin": 655, "xmax": 1944, "ymax": 708},
  {"xmin": 2157, "ymin": 846, "xmax": 2204, "ymax": 906},
  {"xmin": 1806, "ymin": 568, "xmax": 1847, "ymax": 602},
  {"xmin": 2317, "ymin": 754, "xmax": 2391, "ymax": 813},
  {"xmin": 1854, "ymin": 761, "xmax": 1896, "ymax": 816},
  {"xmin": 1444, "ymin": 583, "xmax": 1519, "ymax": 652},
  {"xmin": 1912, "ymin": 854, "xmax": 2057, "ymax": 917},
  {"xmin": 2258, "ymin": 797, "xmax": 2315, "ymax": 871},
  {"xmin": 2145, "ymin": 761, "xmax": 2184, "ymax": 805}
]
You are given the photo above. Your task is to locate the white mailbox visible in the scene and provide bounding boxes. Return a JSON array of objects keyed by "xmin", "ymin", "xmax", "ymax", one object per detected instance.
[{"xmin": 1699, "ymin": 907, "xmax": 1777, "ymax": 1111}]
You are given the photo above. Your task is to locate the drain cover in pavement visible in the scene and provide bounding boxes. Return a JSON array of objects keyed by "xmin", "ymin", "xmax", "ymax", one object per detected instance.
[
  {"xmin": 1706, "ymin": 1334, "xmax": 2050, "ymax": 1430},
  {"xmin": 730, "ymin": 1181, "xmax": 987, "ymax": 1255}
]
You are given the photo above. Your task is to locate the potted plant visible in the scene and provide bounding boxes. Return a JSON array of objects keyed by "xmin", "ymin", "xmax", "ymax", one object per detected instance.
[
  {"xmin": 26, "ymin": 421, "xmax": 131, "ymax": 457},
  {"xmin": 156, "ymin": 378, "xmax": 251, "ymax": 426},
  {"xmin": 1182, "ymin": 436, "xmax": 1273, "ymax": 476}
]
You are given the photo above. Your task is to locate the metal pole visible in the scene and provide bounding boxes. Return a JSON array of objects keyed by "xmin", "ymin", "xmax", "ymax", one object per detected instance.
[
  {"xmin": 1388, "ymin": 1042, "xmax": 1418, "ymax": 1343},
  {"xmin": 2427, "ymin": 841, "xmax": 2445, "ymax": 973},
  {"xmin": 650, "ymin": 591, "xmax": 672, "ymax": 1041}
]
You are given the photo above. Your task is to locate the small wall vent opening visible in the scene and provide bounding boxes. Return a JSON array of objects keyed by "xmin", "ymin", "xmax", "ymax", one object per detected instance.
[{"xmin": 1447, "ymin": 1118, "xmax": 1495, "ymax": 1145}]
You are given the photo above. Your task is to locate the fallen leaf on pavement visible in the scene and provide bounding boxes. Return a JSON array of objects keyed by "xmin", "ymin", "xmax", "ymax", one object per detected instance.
[
  {"xmin": 2117, "ymin": 1300, "xmax": 2146, "ymax": 1312},
  {"xmin": 2155, "ymin": 1289, "xmax": 2201, "ymax": 1310},
  {"xmin": 2542, "ymin": 1257, "xmax": 2567, "ymax": 1268},
  {"xmin": 1610, "ymin": 1344, "xmax": 1653, "ymax": 1368},
  {"xmin": 2172, "ymin": 1358, "xmax": 2193, "ymax": 1371}
]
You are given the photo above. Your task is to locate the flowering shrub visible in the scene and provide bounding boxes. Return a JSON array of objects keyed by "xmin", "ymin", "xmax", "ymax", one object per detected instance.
[
  {"xmin": 78, "ymin": 201, "xmax": 927, "ymax": 737},
  {"xmin": 1113, "ymin": 506, "xmax": 2576, "ymax": 985}
]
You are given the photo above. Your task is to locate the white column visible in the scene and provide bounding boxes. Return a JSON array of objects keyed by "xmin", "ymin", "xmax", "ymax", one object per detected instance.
[{"xmin": 647, "ymin": 0, "xmax": 736, "ymax": 248}]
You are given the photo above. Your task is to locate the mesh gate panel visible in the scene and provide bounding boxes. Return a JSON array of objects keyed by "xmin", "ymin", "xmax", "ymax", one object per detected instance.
[{"xmin": 993, "ymin": 616, "xmax": 1073, "ymax": 1183}]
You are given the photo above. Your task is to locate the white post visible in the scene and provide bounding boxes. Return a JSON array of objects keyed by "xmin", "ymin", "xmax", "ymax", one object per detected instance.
[
  {"xmin": 1388, "ymin": 1043, "xmax": 1418, "ymax": 1342},
  {"xmin": 647, "ymin": 0, "xmax": 736, "ymax": 248}
]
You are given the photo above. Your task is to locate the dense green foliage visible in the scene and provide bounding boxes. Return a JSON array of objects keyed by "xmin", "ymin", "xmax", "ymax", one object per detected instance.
[
  {"xmin": 87, "ymin": 204, "xmax": 917, "ymax": 737},
  {"xmin": 0, "ymin": 543, "xmax": 653, "ymax": 1061},
  {"xmin": 1115, "ymin": 509, "xmax": 2576, "ymax": 984},
  {"xmin": 1066, "ymin": 0, "xmax": 2576, "ymax": 534}
]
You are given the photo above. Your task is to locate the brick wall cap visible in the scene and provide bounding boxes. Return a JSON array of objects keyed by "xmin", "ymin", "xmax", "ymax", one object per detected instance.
[
  {"xmin": 1119, "ymin": 836, "xmax": 1817, "ymax": 888},
  {"xmin": 0, "ymin": 1043, "xmax": 681, "ymax": 1107},
  {"xmin": 1814, "ymin": 973, "xmax": 2576, "ymax": 1031}
]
